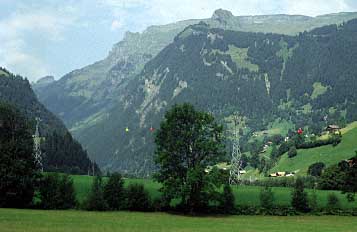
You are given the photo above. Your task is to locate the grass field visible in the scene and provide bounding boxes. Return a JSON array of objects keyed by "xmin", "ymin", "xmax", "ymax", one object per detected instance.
[
  {"xmin": 0, "ymin": 208, "xmax": 356, "ymax": 232},
  {"xmin": 71, "ymin": 175, "xmax": 357, "ymax": 209},
  {"xmin": 270, "ymin": 122, "xmax": 357, "ymax": 175}
]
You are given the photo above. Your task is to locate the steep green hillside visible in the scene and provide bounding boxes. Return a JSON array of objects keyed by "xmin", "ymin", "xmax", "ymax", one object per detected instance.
[
  {"xmin": 0, "ymin": 68, "xmax": 98, "ymax": 174},
  {"xmin": 270, "ymin": 122, "xmax": 357, "ymax": 175}
]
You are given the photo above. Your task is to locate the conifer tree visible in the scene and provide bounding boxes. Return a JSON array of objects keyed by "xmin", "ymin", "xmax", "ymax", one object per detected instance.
[{"xmin": 86, "ymin": 176, "xmax": 107, "ymax": 211}]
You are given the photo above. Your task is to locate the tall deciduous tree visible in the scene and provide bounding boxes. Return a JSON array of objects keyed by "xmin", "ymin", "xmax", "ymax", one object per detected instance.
[
  {"xmin": 154, "ymin": 104, "xmax": 226, "ymax": 213},
  {"xmin": 0, "ymin": 102, "xmax": 37, "ymax": 208}
]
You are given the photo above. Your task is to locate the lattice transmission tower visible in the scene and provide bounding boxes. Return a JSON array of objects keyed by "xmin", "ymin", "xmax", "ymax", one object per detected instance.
[
  {"xmin": 33, "ymin": 117, "xmax": 43, "ymax": 172},
  {"xmin": 229, "ymin": 114, "xmax": 244, "ymax": 185}
]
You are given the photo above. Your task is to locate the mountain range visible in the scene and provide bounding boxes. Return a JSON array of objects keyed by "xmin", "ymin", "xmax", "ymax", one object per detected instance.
[{"xmin": 33, "ymin": 10, "xmax": 357, "ymax": 176}]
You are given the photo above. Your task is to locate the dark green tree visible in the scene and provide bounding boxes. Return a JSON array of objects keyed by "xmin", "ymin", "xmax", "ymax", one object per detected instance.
[
  {"xmin": 85, "ymin": 175, "xmax": 107, "ymax": 211},
  {"xmin": 308, "ymin": 190, "xmax": 318, "ymax": 212},
  {"xmin": 270, "ymin": 144, "xmax": 279, "ymax": 161},
  {"xmin": 260, "ymin": 186, "xmax": 274, "ymax": 210},
  {"xmin": 0, "ymin": 103, "xmax": 37, "ymax": 208},
  {"xmin": 250, "ymin": 151, "xmax": 260, "ymax": 169},
  {"xmin": 126, "ymin": 183, "xmax": 151, "ymax": 211},
  {"xmin": 291, "ymin": 178, "xmax": 309, "ymax": 212},
  {"xmin": 319, "ymin": 162, "xmax": 347, "ymax": 190},
  {"xmin": 326, "ymin": 193, "xmax": 340, "ymax": 213},
  {"xmin": 104, "ymin": 172, "xmax": 125, "ymax": 210},
  {"xmin": 342, "ymin": 154, "xmax": 357, "ymax": 201},
  {"xmin": 288, "ymin": 146, "xmax": 297, "ymax": 158},
  {"xmin": 39, "ymin": 173, "xmax": 76, "ymax": 209},
  {"xmin": 219, "ymin": 184, "xmax": 235, "ymax": 214},
  {"xmin": 58, "ymin": 174, "xmax": 77, "ymax": 209},
  {"xmin": 307, "ymin": 162, "xmax": 325, "ymax": 177},
  {"xmin": 154, "ymin": 103, "xmax": 226, "ymax": 213}
]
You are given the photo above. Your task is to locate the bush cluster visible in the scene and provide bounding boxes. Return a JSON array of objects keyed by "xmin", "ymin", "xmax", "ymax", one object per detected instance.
[{"xmin": 38, "ymin": 173, "xmax": 77, "ymax": 209}]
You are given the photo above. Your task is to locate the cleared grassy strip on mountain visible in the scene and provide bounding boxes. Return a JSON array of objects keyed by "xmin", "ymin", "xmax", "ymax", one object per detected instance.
[
  {"xmin": 1, "ymin": 208, "xmax": 357, "ymax": 232},
  {"xmin": 71, "ymin": 175, "xmax": 357, "ymax": 208},
  {"xmin": 270, "ymin": 123, "xmax": 357, "ymax": 175}
]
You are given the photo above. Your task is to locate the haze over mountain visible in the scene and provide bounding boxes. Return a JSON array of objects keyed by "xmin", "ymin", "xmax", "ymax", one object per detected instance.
[{"xmin": 33, "ymin": 10, "xmax": 357, "ymax": 175}]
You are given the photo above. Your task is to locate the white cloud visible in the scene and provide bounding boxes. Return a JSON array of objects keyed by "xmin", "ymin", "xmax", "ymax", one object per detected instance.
[
  {"xmin": 0, "ymin": 8, "xmax": 77, "ymax": 81},
  {"xmin": 100, "ymin": 0, "xmax": 357, "ymax": 29},
  {"xmin": 111, "ymin": 19, "xmax": 123, "ymax": 31},
  {"xmin": 281, "ymin": 0, "xmax": 350, "ymax": 16}
]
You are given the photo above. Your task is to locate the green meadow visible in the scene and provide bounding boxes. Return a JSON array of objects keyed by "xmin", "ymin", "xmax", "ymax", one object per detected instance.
[
  {"xmin": 0, "ymin": 208, "xmax": 356, "ymax": 232},
  {"xmin": 71, "ymin": 175, "xmax": 357, "ymax": 209}
]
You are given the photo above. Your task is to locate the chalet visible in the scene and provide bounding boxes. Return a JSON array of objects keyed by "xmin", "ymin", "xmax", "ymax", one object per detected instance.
[
  {"xmin": 326, "ymin": 125, "xmax": 341, "ymax": 134},
  {"xmin": 277, "ymin": 172, "xmax": 286, "ymax": 176},
  {"xmin": 347, "ymin": 157, "xmax": 357, "ymax": 167},
  {"xmin": 269, "ymin": 173, "xmax": 277, "ymax": 177},
  {"xmin": 269, "ymin": 171, "xmax": 294, "ymax": 177}
]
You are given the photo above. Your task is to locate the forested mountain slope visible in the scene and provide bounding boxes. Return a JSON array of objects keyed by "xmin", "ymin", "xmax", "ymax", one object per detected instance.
[
  {"xmin": 33, "ymin": 10, "xmax": 357, "ymax": 134},
  {"xmin": 0, "ymin": 68, "xmax": 98, "ymax": 174},
  {"xmin": 69, "ymin": 19, "xmax": 357, "ymax": 175}
]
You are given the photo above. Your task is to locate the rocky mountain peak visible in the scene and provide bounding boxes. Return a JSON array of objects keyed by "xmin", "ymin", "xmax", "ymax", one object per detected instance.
[
  {"xmin": 211, "ymin": 9, "xmax": 234, "ymax": 21},
  {"xmin": 36, "ymin": 75, "xmax": 55, "ymax": 85}
]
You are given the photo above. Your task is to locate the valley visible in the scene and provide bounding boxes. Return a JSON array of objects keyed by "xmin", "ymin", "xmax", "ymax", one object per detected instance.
[{"xmin": 1, "ymin": 5, "xmax": 357, "ymax": 230}]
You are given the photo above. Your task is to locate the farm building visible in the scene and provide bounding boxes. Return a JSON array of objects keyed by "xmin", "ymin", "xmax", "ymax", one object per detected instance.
[
  {"xmin": 347, "ymin": 157, "xmax": 357, "ymax": 167},
  {"xmin": 269, "ymin": 171, "xmax": 294, "ymax": 177},
  {"xmin": 326, "ymin": 125, "xmax": 341, "ymax": 134}
]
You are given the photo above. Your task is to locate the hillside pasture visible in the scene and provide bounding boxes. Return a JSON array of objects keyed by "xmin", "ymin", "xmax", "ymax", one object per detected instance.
[{"xmin": 270, "ymin": 122, "xmax": 357, "ymax": 175}]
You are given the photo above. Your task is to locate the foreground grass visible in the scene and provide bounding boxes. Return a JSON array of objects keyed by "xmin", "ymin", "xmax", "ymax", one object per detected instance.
[
  {"xmin": 71, "ymin": 175, "xmax": 357, "ymax": 209},
  {"xmin": 0, "ymin": 208, "xmax": 356, "ymax": 232}
]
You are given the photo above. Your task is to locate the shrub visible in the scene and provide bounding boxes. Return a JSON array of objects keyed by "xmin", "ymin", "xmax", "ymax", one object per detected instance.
[
  {"xmin": 260, "ymin": 186, "xmax": 274, "ymax": 210},
  {"xmin": 297, "ymin": 135, "xmax": 341, "ymax": 149},
  {"xmin": 308, "ymin": 162, "xmax": 325, "ymax": 177},
  {"xmin": 288, "ymin": 146, "xmax": 297, "ymax": 158},
  {"xmin": 103, "ymin": 173, "xmax": 125, "ymax": 210},
  {"xmin": 308, "ymin": 190, "xmax": 318, "ymax": 212},
  {"xmin": 38, "ymin": 173, "xmax": 77, "ymax": 209},
  {"xmin": 85, "ymin": 176, "xmax": 107, "ymax": 211},
  {"xmin": 291, "ymin": 178, "xmax": 310, "ymax": 212},
  {"xmin": 126, "ymin": 183, "xmax": 151, "ymax": 211},
  {"xmin": 219, "ymin": 184, "xmax": 235, "ymax": 214},
  {"xmin": 326, "ymin": 193, "xmax": 341, "ymax": 212}
]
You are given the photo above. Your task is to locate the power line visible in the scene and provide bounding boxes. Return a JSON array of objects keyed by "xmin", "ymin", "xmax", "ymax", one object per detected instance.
[
  {"xmin": 33, "ymin": 117, "xmax": 43, "ymax": 172},
  {"xmin": 229, "ymin": 114, "xmax": 243, "ymax": 185}
]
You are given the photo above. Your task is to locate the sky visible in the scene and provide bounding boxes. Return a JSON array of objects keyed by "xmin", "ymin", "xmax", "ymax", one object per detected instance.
[{"xmin": 1, "ymin": 0, "xmax": 357, "ymax": 82}]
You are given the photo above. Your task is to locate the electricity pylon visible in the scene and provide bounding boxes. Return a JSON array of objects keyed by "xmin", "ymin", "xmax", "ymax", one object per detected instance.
[
  {"xmin": 229, "ymin": 114, "xmax": 243, "ymax": 185},
  {"xmin": 33, "ymin": 117, "xmax": 43, "ymax": 172}
]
